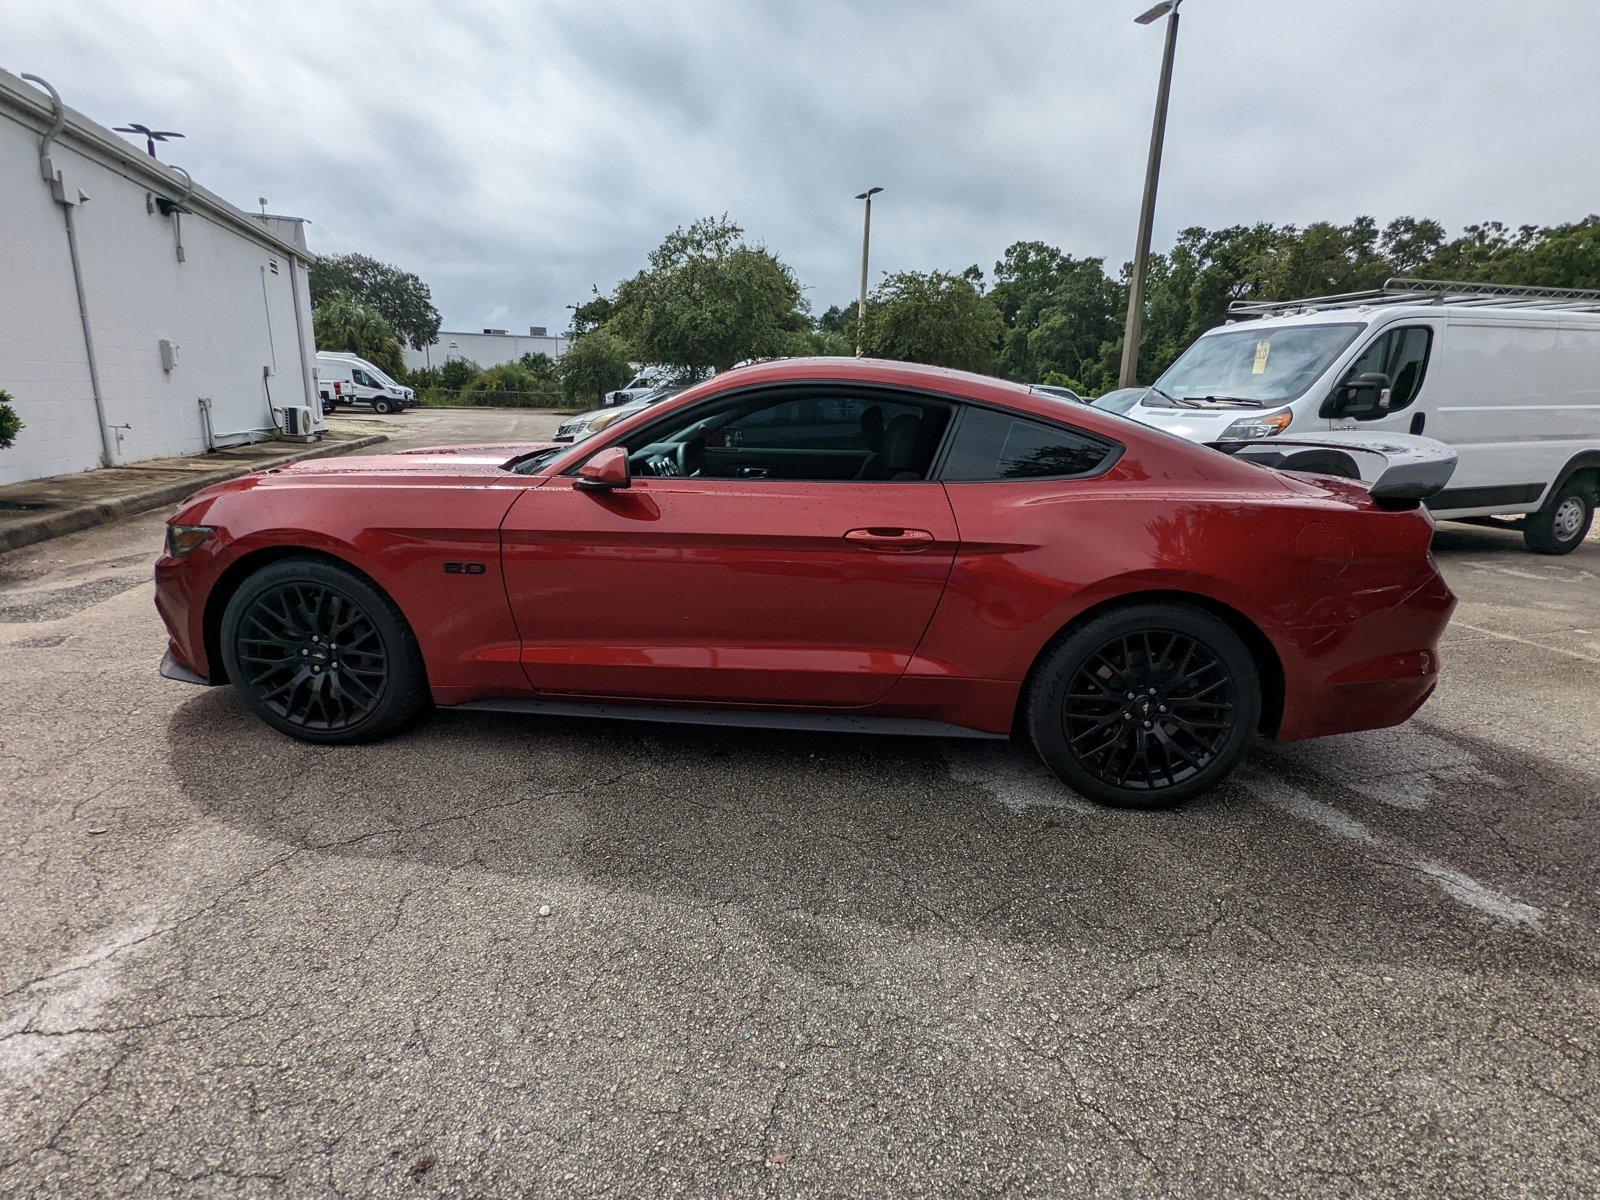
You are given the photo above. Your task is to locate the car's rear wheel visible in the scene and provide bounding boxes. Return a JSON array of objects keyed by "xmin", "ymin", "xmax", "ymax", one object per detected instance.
[
  {"xmin": 1025, "ymin": 603, "xmax": 1260, "ymax": 808},
  {"xmin": 1523, "ymin": 477, "xmax": 1594, "ymax": 555},
  {"xmin": 220, "ymin": 557, "xmax": 427, "ymax": 743}
]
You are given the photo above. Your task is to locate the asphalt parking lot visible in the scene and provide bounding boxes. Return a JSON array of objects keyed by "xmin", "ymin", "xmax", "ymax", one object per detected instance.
[{"xmin": 2, "ymin": 408, "xmax": 1597, "ymax": 1197}]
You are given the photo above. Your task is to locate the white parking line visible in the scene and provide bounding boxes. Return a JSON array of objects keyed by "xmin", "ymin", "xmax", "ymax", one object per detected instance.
[
  {"xmin": 1452, "ymin": 621, "xmax": 1600, "ymax": 666},
  {"xmin": 1238, "ymin": 770, "xmax": 1543, "ymax": 929},
  {"xmin": 943, "ymin": 744, "xmax": 1097, "ymax": 814}
]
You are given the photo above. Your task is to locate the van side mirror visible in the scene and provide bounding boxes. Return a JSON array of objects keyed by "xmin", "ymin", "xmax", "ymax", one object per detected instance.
[
  {"xmin": 574, "ymin": 446, "xmax": 631, "ymax": 491},
  {"xmin": 1326, "ymin": 371, "xmax": 1393, "ymax": 420}
]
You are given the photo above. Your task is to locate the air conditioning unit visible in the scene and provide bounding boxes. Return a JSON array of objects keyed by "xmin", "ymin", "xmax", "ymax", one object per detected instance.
[{"xmin": 280, "ymin": 405, "xmax": 317, "ymax": 439}]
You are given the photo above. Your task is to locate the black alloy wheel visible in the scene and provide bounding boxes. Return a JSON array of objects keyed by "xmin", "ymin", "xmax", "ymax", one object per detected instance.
[
  {"xmin": 1026, "ymin": 603, "xmax": 1260, "ymax": 808},
  {"xmin": 234, "ymin": 580, "xmax": 387, "ymax": 730},
  {"xmin": 221, "ymin": 557, "xmax": 427, "ymax": 743},
  {"xmin": 1062, "ymin": 630, "xmax": 1236, "ymax": 792}
]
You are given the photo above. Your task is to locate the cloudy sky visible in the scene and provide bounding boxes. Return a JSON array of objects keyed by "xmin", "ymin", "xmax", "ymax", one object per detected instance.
[{"xmin": 11, "ymin": 1, "xmax": 1600, "ymax": 333}]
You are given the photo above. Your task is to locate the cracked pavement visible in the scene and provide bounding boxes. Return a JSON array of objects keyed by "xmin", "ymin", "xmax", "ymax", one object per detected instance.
[{"xmin": 1, "ymin": 409, "xmax": 1597, "ymax": 1197}]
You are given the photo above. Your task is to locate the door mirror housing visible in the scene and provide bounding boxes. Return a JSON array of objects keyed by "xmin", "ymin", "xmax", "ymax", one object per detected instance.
[
  {"xmin": 1327, "ymin": 371, "xmax": 1393, "ymax": 420},
  {"xmin": 574, "ymin": 446, "xmax": 631, "ymax": 491}
]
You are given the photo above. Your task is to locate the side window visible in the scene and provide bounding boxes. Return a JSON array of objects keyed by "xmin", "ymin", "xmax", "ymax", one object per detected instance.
[
  {"xmin": 619, "ymin": 390, "xmax": 951, "ymax": 482},
  {"xmin": 1344, "ymin": 326, "xmax": 1433, "ymax": 414},
  {"xmin": 940, "ymin": 408, "xmax": 1115, "ymax": 481}
]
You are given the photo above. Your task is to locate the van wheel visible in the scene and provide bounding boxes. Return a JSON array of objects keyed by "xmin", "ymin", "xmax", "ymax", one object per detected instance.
[
  {"xmin": 1025, "ymin": 603, "xmax": 1260, "ymax": 809},
  {"xmin": 1524, "ymin": 478, "xmax": 1594, "ymax": 554},
  {"xmin": 373, "ymin": 398, "xmax": 393, "ymax": 414}
]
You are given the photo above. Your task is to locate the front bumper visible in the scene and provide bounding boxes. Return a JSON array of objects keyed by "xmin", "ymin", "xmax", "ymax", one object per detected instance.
[{"xmin": 160, "ymin": 646, "xmax": 213, "ymax": 686}]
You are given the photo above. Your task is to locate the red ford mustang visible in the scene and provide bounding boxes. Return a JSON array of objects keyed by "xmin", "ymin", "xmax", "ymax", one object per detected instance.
[{"xmin": 156, "ymin": 358, "xmax": 1456, "ymax": 807}]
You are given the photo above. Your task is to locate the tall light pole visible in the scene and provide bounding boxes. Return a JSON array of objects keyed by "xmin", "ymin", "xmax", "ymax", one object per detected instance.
[
  {"xmin": 1118, "ymin": 0, "xmax": 1183, "ymax": 388},
  {"xmin": 855, "ymin": 187, "xmax": 882, "ymax": 356}
]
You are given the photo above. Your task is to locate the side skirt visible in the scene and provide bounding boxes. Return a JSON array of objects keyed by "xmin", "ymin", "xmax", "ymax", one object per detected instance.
[{"xmin": 451, "ymin": 697, "xmax": 1007, "ymax": 740}]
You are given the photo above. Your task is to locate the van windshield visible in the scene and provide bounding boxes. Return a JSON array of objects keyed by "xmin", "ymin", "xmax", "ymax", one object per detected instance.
[{"xmin": 1152, "ymin": 323, "xmax": 1363, "ymax": 405}]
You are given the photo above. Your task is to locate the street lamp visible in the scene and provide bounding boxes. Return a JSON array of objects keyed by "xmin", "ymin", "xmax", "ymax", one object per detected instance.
[
  {"xmin": 1118, "ymin": 0, "xmax": 1183, "ymax": 388},
  {"xmin": 854, "ymin": 187, "xmax": 883, "ymax": 356}
]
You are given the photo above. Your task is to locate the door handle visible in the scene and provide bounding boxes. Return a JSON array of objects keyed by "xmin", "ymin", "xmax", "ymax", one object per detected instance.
[{"xmin": 843, "ymin": 527, "xmax": 936, "ymax": 553}]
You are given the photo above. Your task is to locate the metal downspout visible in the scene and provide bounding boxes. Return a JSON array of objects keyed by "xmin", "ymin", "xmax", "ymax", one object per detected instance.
[
  {"xmin": 22, "ymin": 73, "xmax": 119, "ymax": 468},
  {"xmin": 286, "ymin": 257, "xmax": 315, "ymax": 416}
]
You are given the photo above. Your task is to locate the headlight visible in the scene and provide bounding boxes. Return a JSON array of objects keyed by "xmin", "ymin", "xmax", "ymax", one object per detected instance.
[
  {"xmin": 1218, "ymin": 410, "xmax": 1292, "ymax": 441},
  {"xmin": 165, "ymin": 524, "xmax": 215, "ymax": 558}
]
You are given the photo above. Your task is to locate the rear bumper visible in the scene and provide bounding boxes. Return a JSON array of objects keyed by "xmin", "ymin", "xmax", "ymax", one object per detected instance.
[{"xmin": 1274, "ymin": 569, "xmax": 1457, "ymax": 741}]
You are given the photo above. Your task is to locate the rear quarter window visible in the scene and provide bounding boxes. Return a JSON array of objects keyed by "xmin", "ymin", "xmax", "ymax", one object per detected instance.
[{"xmin": 940, "ymin": 408, "xmax": 1116, "ymax": 481}]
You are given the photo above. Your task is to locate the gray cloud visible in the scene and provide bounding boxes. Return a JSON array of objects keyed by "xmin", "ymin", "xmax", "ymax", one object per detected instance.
[{"xmin": 11, "ymin": 0, "xmax": 1600, "ymax": 329}]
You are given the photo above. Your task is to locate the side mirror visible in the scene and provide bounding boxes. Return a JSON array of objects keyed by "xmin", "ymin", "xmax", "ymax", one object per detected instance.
[
  {"xmin": 1328, "ymin": 371, "xmax": 1393, "ymax": 420},
  {"xmin": 574, "ymin": 446, "xmax": 631, "ymax": 491}
]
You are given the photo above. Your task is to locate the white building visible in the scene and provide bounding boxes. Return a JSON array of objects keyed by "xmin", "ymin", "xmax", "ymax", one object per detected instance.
[
  {"xmin": 0, "ymin": 67, "xmax": 318, "ymax": 486},
  {"xmin": 403, "ymin": 327, "xmax": 569, "ymax": 373}
]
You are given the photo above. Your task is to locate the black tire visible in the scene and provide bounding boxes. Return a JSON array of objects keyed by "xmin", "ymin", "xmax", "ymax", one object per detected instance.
[
  {"xmin": 1025, "ymin": 603, "xmax": 1260, "ymax": 809},
  {"xmin": 373, "ymin": 398, "xmax": 393, "ymax": 414},
  {"xmin": 1523, "ymin": 476, "xmax": 1594, "ymax": 555},
  {"xmin": 220, "ymin": 557, "xmax": 428, "ymax": 744}
]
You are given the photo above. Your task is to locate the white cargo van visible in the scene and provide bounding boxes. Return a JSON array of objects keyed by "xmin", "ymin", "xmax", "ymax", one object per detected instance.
[
  {"xmin": 315, "ymin": 352, "xmax": 414, "ymax": 414},
  {"xmin": 1125, "ymin": 279, "xmax": 1600, "ymax": 553}
]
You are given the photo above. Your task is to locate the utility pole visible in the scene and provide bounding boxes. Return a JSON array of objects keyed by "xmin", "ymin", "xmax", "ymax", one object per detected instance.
[
  {"xmin": 1118, "ymin": 0, "xmax": 1183, "ymax": 388},
  {"xmin": 855, "ymin": 187, "xmax": 882, "ymax": 356}
]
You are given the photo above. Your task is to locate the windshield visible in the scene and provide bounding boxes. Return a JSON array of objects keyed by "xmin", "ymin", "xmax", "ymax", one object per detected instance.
[{"xmin": 1153, "ymin": 323, "xmax": 1363, "ymax": 404}]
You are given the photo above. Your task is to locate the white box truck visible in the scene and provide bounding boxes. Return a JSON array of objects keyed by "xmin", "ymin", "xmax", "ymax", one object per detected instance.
[
  {"xmin": 1123, "ymin": 278, "xmax": 1600, "ymax": 553},
  {"xmin": 315, "ymin": 352, "xmax": 414, "ymax": 414}
]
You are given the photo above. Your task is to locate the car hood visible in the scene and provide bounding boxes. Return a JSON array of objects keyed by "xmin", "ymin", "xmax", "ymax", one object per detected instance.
[{"xmin": 266, "ymin": 442, "xmax": 559, "ymax": 478}]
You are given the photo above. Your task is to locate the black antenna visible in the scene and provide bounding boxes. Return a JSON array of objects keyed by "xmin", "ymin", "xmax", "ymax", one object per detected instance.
[{"xmin": 114, "ymin": 122, "xmax": 185, "ymax": 157}]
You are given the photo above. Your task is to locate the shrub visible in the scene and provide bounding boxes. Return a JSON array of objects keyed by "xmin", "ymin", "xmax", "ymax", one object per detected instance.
[
  {"xmin": 438, "ymin": 358, "xmax": 481, "ymax": 391},
  {"xmin": 461, "ymin": 362, "xmax": 562, "ymax": 407},
  {"xmin": 0, "ymin": 389, "xmax": 21, "ymax": 450}
]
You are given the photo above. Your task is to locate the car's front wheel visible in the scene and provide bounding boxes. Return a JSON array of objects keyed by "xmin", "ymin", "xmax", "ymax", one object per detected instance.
[
  {"xmin": 1025, "ymin": 603, "xmax": 1260, "ymax": 808},
  {"xmin": 373, "ymin": 397, "xmax": 393, "ymax": 414},
  {"xmin": 220, "ymin": 557, "xmax": 428, "ymax": 743}
]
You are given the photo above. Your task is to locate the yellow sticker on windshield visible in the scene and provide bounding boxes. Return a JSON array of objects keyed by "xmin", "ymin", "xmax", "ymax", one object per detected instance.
[{"xmin": 1252, "ymin": 341, "xmax": 1270, "ymax": 375}]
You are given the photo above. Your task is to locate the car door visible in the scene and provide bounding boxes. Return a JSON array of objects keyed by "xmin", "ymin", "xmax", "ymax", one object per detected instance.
[
  {"xmin": 1326, "ymin": 322, "xmax": 1438, "ymax": 437},
  {"xmin": 498, "ymin": 385, "xmax": 960, "ymax": 707}
]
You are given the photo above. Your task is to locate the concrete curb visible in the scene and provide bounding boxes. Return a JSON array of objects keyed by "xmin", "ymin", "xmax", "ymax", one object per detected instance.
[{"xmin": 0, "ymin": 434, "xmax": 389, "ymax": 554}]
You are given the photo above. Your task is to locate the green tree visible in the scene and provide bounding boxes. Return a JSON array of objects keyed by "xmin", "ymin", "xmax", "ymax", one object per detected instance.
[
  {"xmin": 0, "ymin": 389, "xmax": 22, "ymax": 450},
  {"xmin": 817, "ymin": 303, "xmax": 860, "ymax": 350},
  {"xmin": 567, "ymin": 289, "xmax": 616, "ymax": 337},
  {"xmin": 859, "ymin": 270, "xmax": 1003, "ymax": 373},
  {"xmin": 557, "ymin": 329, "xmax": 634, "ymax": 404},
  {"xmin": 990, "ymin": 241, "xmax": 1122, "ymax": 385},
  {"xmin": 607, "ymin": 216, "xmax": 807, "ymax": 378},
  {"xmin": 313, "ymin": 296, "xmax": 405, "ymax": 376},
  {"xmin": 310, "ymin": 253, "xmax": 441, "ymax": 350}
]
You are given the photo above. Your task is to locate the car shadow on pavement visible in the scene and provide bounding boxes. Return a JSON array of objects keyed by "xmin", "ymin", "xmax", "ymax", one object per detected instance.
[{"xmin": 165, "ymin": 688, "xmax": 1595, "ymax": 978}]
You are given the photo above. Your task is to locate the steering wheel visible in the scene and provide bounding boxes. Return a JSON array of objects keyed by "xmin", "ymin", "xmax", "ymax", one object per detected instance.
[{"xmin": 674, "ymin": 439, "xmax": 702, "ymax": 477}]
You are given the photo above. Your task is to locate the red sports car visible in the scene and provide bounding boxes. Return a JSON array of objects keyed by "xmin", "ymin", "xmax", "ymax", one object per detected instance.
[{"xmin": 156, "ymin": 358, "xmax": 1457, "ymax": 807}]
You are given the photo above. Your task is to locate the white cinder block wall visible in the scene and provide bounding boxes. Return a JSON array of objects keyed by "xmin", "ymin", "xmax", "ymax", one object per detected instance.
[{"xmin": 0, "ymin": 68, "xmax": 317, "ymax": 486}]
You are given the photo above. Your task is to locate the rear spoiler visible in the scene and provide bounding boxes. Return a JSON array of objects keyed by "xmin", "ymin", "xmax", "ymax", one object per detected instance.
[{"xmin": 1210, "ymin": 431, "xmax": 1457, "ymax": 511}]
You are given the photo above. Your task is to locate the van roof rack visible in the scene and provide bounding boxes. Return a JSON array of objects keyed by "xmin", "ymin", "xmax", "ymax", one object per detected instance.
[{"xmin": 1227, "ymin": 277, "xmax": 1600, "ymax": 318}]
